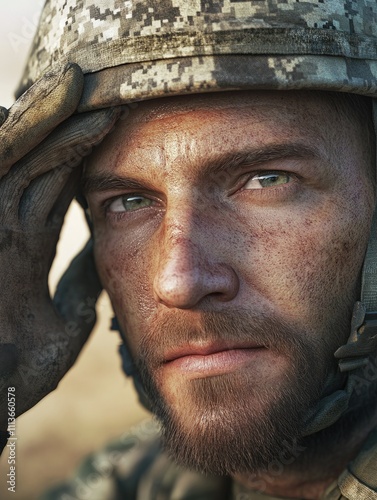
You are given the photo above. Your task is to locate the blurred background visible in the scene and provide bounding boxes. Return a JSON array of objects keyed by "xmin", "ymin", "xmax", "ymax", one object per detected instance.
[{"xmin": 0, "ymin": 2, "xmax": 150, "ymax": 498}]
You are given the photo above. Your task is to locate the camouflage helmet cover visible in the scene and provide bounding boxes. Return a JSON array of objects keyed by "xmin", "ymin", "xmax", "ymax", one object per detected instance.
[{"xmin": 18, "ymin": 0, "xmax": 377, "ymax": 112}]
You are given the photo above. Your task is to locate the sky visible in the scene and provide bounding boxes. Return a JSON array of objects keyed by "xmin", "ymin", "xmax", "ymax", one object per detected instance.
[{"xmin": 0, "ymin": 1, "xmax": 45, "ymax": 107}]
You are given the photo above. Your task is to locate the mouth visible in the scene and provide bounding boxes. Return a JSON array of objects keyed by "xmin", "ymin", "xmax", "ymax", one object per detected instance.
[{"xmin": 163, "ymin": 342, "xmax": 266, "ymax": 378}]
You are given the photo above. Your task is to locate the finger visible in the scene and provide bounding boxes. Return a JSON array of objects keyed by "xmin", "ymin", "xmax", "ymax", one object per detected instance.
[
  {"xmin": 0, "ymin": 63, "xmax": 83, "ymax": 173},
  {"xmin": 18, "ymin": 165, "xmax": 81, "ymax": 227},
  {"xmin": 13, "ymin": 107, "xmax": 120, "ymax": 182},
  {"xmin": 46, "ymin": 168, "xmax": 82, "ymax": 228},
  {"xmin": 53, "ymin": 239, "xmax": 102, "ymax": 343},
  {"xmin": 1, "ymin": 107, "xmax": 120, "ymax": 224}
]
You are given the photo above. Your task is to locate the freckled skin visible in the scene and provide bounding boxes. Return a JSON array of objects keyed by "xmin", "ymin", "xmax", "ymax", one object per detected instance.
[
  {"xmin": 88, "ymin": 90, "xmax": 373, "ymax": 331},
  {"xmin": 85, "ymin": 90, "xmax": 375, "ymax": 497}
]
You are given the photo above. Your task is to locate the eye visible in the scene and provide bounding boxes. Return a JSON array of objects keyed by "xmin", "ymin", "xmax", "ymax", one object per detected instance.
[
  {"xmin": 108, "ymin": 195, "xmax": 154, "ymax": 213},
  {"xmin": 243, "ymin": 172, "xmax": 292, "ymax": 190}
]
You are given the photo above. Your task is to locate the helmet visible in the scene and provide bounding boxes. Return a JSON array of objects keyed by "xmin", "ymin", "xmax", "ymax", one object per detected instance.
[
  {"xmin": 18, "ymin": 0, "xmax": 377, "ymax": 108},
  {"xmin": 20, "ymin": 0, "xmax": 377, "ymax": 437}
]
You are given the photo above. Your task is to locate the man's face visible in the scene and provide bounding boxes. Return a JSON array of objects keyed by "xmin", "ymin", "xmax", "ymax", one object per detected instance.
[{"xmin": 84, "ymin": 91, "xmax": 374, "ymax": 474}]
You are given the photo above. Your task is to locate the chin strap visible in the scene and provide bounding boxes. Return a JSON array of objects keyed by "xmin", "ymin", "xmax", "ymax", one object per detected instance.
[
  {"xmin": 302, "ymin": 99, "xmax": 377, "ymax": 437},
  {"xmin": 111, "ymin": 317, "xmax": 153, "ymax": 412},
  {"xmin": 335, "ymin": 303, "xmax": 377, "ymax": 372},
  {"xmin": 302, "ymin": 302, "xmax": 377, "ymax": 436}
]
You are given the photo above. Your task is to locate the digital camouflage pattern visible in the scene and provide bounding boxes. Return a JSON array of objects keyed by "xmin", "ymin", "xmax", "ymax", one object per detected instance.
[
  {"xmin": 40, "ymin": 419, "xmax": 377, "ymax": 500},
  {"xmin": 18, "ymin": 0, "xmax": 377, "ymax": 111},
  {"xmin": 40, "ymin": 419, "xmax": 231, "ymax": 500}
]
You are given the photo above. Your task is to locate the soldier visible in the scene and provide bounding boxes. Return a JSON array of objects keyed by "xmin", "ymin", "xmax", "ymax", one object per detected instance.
[{"xmin": 1, "ymin": 0, "xmax": 377, "ymax": 498}]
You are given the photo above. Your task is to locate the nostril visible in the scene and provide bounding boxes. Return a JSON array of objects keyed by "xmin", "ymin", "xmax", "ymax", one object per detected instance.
[{"xmin": 154, "ymin": 262, "xmax": 239, "ymax": 309}]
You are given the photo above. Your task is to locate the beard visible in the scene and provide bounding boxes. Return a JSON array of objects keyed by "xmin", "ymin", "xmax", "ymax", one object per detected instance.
[{"xmin": 133, "ymin": 309, "xmax": 348, "ymax": 476}]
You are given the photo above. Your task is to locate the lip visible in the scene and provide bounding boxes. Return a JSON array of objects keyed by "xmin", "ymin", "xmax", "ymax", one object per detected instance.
[
  {"xmin": 163, "ymin": 343, "xmax": 266, "ymax": 378},
  {"xmin": 164, "ymin": 342, "xmax": 262, "ymax": 362}
]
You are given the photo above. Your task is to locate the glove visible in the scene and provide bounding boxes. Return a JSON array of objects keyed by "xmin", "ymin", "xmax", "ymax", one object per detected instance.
[{"xmin": 0, "ymin": 63, "xmax": 120, "ymax": 450}]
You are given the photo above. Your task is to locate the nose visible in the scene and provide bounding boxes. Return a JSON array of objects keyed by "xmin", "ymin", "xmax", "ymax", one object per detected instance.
[{"xmin": 153, "ymin": 229, "xmax": 239, "ymax": 309}]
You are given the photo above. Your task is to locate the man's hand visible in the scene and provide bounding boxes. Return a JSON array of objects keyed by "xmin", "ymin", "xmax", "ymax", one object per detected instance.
[{"xmin": 0, "ymin": 63, "xmax": 119, "ymax": 434}]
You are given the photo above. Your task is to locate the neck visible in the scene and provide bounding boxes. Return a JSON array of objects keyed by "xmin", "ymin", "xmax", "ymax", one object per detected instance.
[{"xmin": 232, "ymin": 391, "xmax": 377, "ymax": 499}]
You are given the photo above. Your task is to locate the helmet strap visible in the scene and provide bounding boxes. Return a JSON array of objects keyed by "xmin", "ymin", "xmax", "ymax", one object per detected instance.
[{"xmin": 111, "ymin": 316, "xmax": 154, "ymax": 412}]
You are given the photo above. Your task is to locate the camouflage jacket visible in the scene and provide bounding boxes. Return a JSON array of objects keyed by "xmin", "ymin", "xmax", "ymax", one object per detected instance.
[{"xmin": 41, "ymin": 419, "xmax": 377, "ymax": 500}]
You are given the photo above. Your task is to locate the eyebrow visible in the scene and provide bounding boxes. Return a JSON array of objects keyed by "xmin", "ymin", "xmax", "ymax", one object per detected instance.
[
  {"xmin": 82, "ymin": 175, "xmax": 150, "ymax": 195},
  {"xmin": 81, "ymin": 142, "xmax": 322, "ymax": 195}
]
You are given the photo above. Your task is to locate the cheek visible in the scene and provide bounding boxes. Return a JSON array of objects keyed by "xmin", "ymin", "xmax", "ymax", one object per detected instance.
[
  {"xmin": 239, "ymin": 199, "xmax": 371, "ymax": 327},
  {"xmin": 295, "ymin": 194, "xmax": 372, "ymax": 311},
  {"xmin": 94, "ymin": 230, "xmax": 157, "ymax": 347}
]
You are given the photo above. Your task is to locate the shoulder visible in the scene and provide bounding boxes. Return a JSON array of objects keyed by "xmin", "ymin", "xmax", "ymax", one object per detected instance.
[{"xmin": 325, "ymin": 428, "xmax": 377, "ymax": 500}]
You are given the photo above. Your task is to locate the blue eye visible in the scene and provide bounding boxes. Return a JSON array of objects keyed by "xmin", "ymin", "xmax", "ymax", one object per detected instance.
[
  {"xmin": 244, "ymin": 172, "xmax": 291, "ymax": 190},
  {"xmin": 109, "ymin": 195, "xmax": 153, "ymax": 213}
]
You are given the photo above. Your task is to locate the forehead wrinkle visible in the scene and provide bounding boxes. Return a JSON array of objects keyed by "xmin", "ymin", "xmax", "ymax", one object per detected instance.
[
  {"xmin": 86, "ymin": 92, "xmax": 344, "ymax": 193},
  {"xmin": 126, "ymin": 90, "xmax": 335, "ymax": 126},
  {"xmin": 126, "ymin": 93, "xmax": 256, "ymax": 125},
  {"xmin": 111, "ymin": 116, "xmax": 328, "ymax": 179},
  {"xmin": 82, "ymin": 142, "xmax": 327, "ymax": 196},
  {"xmin": 106, "ymin": 125, "xmax": 168, "ymax": 184}
]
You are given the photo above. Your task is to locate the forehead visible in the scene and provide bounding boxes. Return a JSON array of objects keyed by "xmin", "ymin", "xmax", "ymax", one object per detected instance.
[
  {"xmin": 121, "ymin": 90, "xmax": 334, "ymax": 127},
  {"xmin": 86, "ymin": 90, "xmax": 362, "ymax": 178}
]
